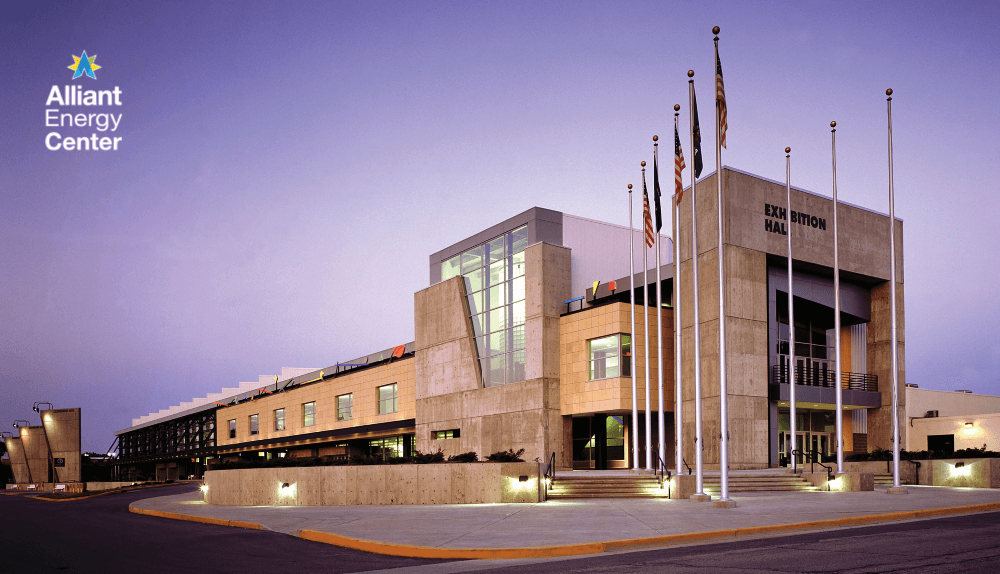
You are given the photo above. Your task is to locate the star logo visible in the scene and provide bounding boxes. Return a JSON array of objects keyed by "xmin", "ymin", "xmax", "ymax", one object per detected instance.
[{"xmin": 68, "ymin": 51, "xmax": 101, "ymax": 80}]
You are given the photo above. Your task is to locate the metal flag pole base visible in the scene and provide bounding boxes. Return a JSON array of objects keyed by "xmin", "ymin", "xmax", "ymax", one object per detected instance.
[
  {"xmin": 690, "ymin": 493, "xmax": 712, "ymax": 503},
  {"xmin": 713, "ymin": 498, "xmax": 737, "ymax": 508},
  {"xmin": 887, "ymin": 487, "xmax": 909, "ymax": 495}
]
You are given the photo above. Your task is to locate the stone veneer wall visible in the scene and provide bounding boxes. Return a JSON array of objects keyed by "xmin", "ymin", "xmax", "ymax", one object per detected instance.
[{"xmin": 203, "ymin": 462, "xmax": 541, "ymax": 505}]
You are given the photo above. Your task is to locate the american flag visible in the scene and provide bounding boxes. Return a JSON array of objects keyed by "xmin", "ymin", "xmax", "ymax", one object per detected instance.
[
  {"xmin": 642, "ymin": 185, "xmax": 655, "ymax": 248},
  {"xmin": 716, "ymin": 46, "xmax": 728, "ymax": 149},
  {"xmin": 674, "ymin": 122, "xmax": 686, "ymax": 205}
]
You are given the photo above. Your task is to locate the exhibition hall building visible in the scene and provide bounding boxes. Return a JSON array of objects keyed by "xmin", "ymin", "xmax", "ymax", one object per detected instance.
[{"xmin": 111, "ymin": 167, "xmax": 905, "ymax": 481}]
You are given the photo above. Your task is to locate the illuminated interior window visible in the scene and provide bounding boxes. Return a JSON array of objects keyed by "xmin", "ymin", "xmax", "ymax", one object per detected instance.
[
  {"xmin": 433, "ymin": 429, "xmax": 460, "ymax": 440},
  {"xmin": 274, "ymin": 408, "xmax": 285, "ymax": 431},
  {"xmin": 588, "ymin": 334, "xmax": 631, "ymax": 380},
  {"xmin": 337, "ymin": 393, "xmax": 353, "ymax": 421},
  {"xmin": 249, "ymin": 414, "xmax": 259, "ymax": 436},
  {"xmin": 377, "ymin": 384, "xmax": 397, "ymax": 415}
]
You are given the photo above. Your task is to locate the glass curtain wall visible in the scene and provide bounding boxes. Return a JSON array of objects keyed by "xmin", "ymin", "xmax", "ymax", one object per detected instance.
[{"xmin": 440, "ymin": 226, "xmax": 528, "ymax": 387}]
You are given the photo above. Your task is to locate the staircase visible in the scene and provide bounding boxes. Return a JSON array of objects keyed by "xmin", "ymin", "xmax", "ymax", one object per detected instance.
[
  {"xmin": 702, "ymin": 473, "xmax": 818, "ymax": 494},
  {"xmin": 873, "ymin": 472, "xmax": 911, "ymax": 486},
  {"xmin": 547, "ymin": 474, "xmax": 667, "ymax": 499}
]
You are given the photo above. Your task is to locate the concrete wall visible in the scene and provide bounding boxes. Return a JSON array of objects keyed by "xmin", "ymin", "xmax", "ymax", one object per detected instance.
[
  {"xmin": 908, "ymin": 413, "xmax": 1000, "ymax": 453},
  {"xmin": 216, "ymin": 358, "xmax": 415, "ymax": 450},
  {"xmin": 19, "ymin": 427, "xmax": 51, "ymax": 483},
  {"xmin": 415, "ymin": 243, "xmax": 569, "ymax": 465},
  {"xmin": 41, "ymin": 408, "xmax": 81, "ymax": 483},
  {"xmin": 867, "ymin": 281, "xmax": 906, "ymax": 452},
  {"xmin": 203, "ymin": 462, "xmax": 541, "ymax": 505},
  {"xmin": 920, "ymin": 458, "xmax": 1000, "ymax": 489},
  {"xmin": 4, "ymin": 438, "xmax": 31, "ymax": 484}
]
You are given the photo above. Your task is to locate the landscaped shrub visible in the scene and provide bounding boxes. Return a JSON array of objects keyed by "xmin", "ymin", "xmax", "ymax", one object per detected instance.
[
  {"xmin": 486, "ymin": 448, "xmax": 525, "ymax": 462},
  {"xmin": 410, "ymin": 450, "xmax": 446, "ymax": 464},
  {"xmin": 448, "ymin": 451, "xmax": 479, "ymax": 463}
]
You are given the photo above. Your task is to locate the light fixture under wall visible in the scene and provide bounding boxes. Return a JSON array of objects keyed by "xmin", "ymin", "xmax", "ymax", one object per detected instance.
[{"xmin": 964, "ymin": 422, "xmax": 974, "ymax": 429}]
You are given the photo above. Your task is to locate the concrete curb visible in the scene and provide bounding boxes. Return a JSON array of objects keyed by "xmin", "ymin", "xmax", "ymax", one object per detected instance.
[
  {"xmin": 129, "ymin": 505, "xmax": 262, "ymax": 530},
  {"xmin": 129, "ymin": 500, "xmax": 1000, "ymax": 560},
  {"xmin": 31, "ymin": 482, "xmax": 183, "ymax": 503}
]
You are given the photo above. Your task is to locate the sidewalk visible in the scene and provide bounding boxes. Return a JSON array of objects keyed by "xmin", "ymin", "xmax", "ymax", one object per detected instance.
[{"xmin": 131, "ymin": 486, "xmax": 1000, "ymax": 559}]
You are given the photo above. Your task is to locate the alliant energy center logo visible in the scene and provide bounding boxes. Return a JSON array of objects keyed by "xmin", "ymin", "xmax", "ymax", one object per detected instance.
[{"xmin": 44, "ymin": 51, "xmax": 124, "ymax": 151}]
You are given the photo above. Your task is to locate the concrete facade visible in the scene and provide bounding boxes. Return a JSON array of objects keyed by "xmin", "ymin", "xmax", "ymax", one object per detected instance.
[
  {"xmin": 40, "ymin": 408, "xmax": 82, "ymax": 483},
  {"xmin": 414, "ymin": 243, "xmax": 570, "ymax": 464},
  {"xmin": 673, "ymin": 168, "xmax": 904, "ymax": 469}
]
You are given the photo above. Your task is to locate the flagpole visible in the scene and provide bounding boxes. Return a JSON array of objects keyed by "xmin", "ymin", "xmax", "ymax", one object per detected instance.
[
  {"xmin": 654, "ymin": 136, "xmax": 666, "ymax": 469},
  {"xmin": 673, "ymin": 105, "xmax": 684, "ymax": 475},
  {"xmin": 642, "ymin": 161, "xmax": 653, "ymax": 471},
  {"xmin": 628, "ymin": 183, "xmax": 639, "ymax": 471},
  {"xmin": 832, "ymin": 121, "xmax": 844, "ymax": 475},
  {"xmin": 713, "ymin": 26, "xmax": 731, "ymax": 505},
  {"xmin": 786, "ymin": 146, "xmax": 797, "ymax": 473},
  {"xmin": 688, "ymin": 71, "xmax": 708, "ymax": 500},
  {"xmin": 886, "ymin": 88, "xmax": 903, "ymax": 492}
]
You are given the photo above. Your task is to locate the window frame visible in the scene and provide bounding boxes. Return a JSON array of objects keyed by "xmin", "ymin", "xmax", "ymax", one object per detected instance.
[
  {"xmin": 336, "ymin": 393, "xmax": 353, "ymax": 421},
  {"xmin": 302, "ymin": 401, "xmax": 316, "ymax": 427},
  {"xmin": 274, "ymin": 408, "xmax": 285, "ymax": 431},
  {"xmin": 249, "ymin": 414, "xmax": 259, "ymax": 436},
  {"xmin": 588, "ymin": 334, "xmax": 631, "ymax": 380},
  {"xmin": 228, "ymin": 419, "xmax": 236, "ymax": 439},
  {"xmin": 377, "ymin": 383, "xmax": 398, "ymax": 415}
]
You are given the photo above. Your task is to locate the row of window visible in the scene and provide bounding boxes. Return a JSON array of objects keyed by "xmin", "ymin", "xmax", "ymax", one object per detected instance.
[{"xmin": 227, "ymin": 383, "xmax": 398, "ymax": 439}]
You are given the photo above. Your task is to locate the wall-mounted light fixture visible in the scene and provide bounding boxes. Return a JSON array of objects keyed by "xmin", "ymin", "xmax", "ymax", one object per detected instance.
[
  {"xmin": 964, "ymin": 422, "xmax": 974, "ymax": 429},
  {"xmin": 13, "ymin": 420, "xmax": 30, "ymax": 429},
  {"xmin": 518, "ymin": 475, "xmax": 528, "ymax": 482},
  {"xmin": 200, "ymin": 484, "xmax": 209, "ymax": 493},
  {"xmin": 951, "ymin": 461, "xmax": 971, "ymax": 477}
]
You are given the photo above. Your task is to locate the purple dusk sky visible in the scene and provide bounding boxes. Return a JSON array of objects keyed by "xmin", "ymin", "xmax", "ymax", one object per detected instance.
[{"xmin": 1, "ymin": 1, "xmax": 998, "ymax": 453}]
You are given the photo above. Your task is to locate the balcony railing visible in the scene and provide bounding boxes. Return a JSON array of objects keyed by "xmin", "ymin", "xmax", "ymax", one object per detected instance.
[{"xmin": 770, "ymin": 364, "xmax": 878, "ymax": 393}]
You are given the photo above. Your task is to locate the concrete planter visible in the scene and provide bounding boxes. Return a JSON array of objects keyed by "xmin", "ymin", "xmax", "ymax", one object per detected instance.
[{"xmin": 203, "ymin": 462, "xmax": 541, "ymax": 506}]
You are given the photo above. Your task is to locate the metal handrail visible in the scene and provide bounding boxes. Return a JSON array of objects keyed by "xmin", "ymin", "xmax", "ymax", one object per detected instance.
[
  {"xmin": 771, "ymin": 364, "xmax": 878, "ymax": 392},
  {"xmin": 653, "ymin": 450, "xmax": 672, "ymax": 497},
  {"xmin": 682, "ymin": 458, "xmax": 692, "ymax": 475},
  {"xmin": 544, "ymin": 451, "xmax": 556, "ymax": 492},
  {"xmin": 798, "ymin": 448, "xmax": 834, "ymax": 487}
]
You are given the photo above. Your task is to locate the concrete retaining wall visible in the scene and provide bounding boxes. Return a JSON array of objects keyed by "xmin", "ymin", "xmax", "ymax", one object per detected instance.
[
  {"xmin": 922, "ymin": 458, "xmax": 1000, "ymax": 488},
  {"xmin": 204, "ymin": 462, "xmax": 541, "ymax": 506}
]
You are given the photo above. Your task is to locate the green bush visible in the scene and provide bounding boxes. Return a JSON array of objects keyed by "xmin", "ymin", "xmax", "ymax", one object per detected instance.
[
  {"xmin": 486, "ymin": 448, "xmax": 525, "ymax": 462},
  {"xmin": 410, "ymin": 450, "xmax": 445, "ymax": 464},
  {"xmin": 448, "ymin": 451, "xmax": 479, "ymax": 463}
]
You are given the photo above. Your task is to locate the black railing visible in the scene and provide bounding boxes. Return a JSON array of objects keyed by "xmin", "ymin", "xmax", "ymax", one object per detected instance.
[
  {"xmin": 653, "ymin": 450, "xmax": 672, "ymax": 498},
  {"xmin": 799, "ymin": 448, "xmax": 834, "ymax": 487},
  {"xmin": 544, "ymin": 451, "xmax": 556, "ymax": 493},
  {"xmin": 771, "ymin": 365, "xmax": 878, "ymax": 393}
]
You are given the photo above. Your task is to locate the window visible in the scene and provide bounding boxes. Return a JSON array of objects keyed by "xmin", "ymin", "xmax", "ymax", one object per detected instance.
[
  {"xmin": 589, "ymin": 334, "xmax": 631, "ymax": 380},
  {"xmin": 302, "ymin": 401, "xmax": 316, "ymax": 427},
  {"xmin": 228, "ymin": 419, "xmax": 236, "ymax": 439},
  {"xmin": 369, "ymin": 436, "xmax": 405, "ymax": 460},
  {"xmin": 443, "ymin": 225, "xmax": 529, "ymax": 388},
  {"xmin": 337, "ymin": 394, "xmax": 353, "ymax": 421},
  {"xmin": 274, "ymin": 408, "xmax": 285, "ymax": 431},
  {"xmin": 249, "ymin": 414, "xmax": 259, "ymax": 435},
  {"xmin": 433, "ymin": 429, "xmax": 460, "ymax": 440},
  {"xmin": 378, "ymin": 383, "xmax": 397, "ymax": 414}
]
